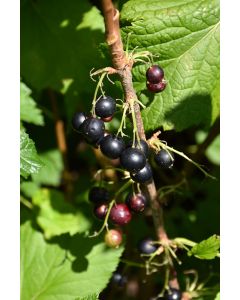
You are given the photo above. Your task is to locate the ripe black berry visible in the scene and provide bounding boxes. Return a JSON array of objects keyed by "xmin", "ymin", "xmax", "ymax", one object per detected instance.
[
  {"xmin": 126, "ymin": 193, "xmax": 147, "ymax": 213},
  {"xmin": 81, "ymin": 117, "xmax": 105, "ymax": 144},
  {"xmin": 111, "ymin": 272, "xmax": 127, "ymax": 287},
  {"xmin": 146, "ymin": 65, "xmax": 164, "ymax": 84},
  {"xmin": 130, "ymin": 163, "xmax": 153, "ymax": 183},
  {"xmin": 110, "ymin": 203, "xmax": 132, "ymax": 225},
  {"xmin": 95, "ymin": 95, "xmax": 116, "ymax": 118},
  {"xmin": 164, "ymin": 288, "xmax": 182, "ymax": 300},
  {"xmin": 100, "ymin": 135, "xmax": 125, "ymax": 159},
  {"xmin": 155, "ymin": 149, "xmax": 174, "ymax": 169},
  {"xmin": 138, "ymin": 237, "xmax": 158, "ymax": 254},
  {"xmin": 93, "ymin": 203, "xmax": 108, "ymax": 220},
  {"xmin": 147, "ymin": 81, "xmax": 167, "ymax": 93},
  {"xmin": 101, "ymin": 116, "xmax": 113, "ymax": 122},
  {"xmin": 89, "ymin": 187, "xmax": 110, "ymax": 203},
  {"xmin": 127, "ymin": 139, "xmax": 149, "ymax": 157},
  {"xmin": 71, "ymin": 112, "xmax": 87, "ymax": 132},
  {"xmin": 120, "ymin": 148, "xmax": 146, "ymax": 172},
  {"xmin": 104, "ymin": 229, "xmax": 123, "ymax": 248}
]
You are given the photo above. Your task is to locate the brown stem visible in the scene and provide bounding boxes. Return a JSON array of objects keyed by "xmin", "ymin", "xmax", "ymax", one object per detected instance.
[
  {"xmin": 101, "ymin": 0, "xmax": 167, "ymax": 242},
  {"xmin": 48, "ymin": 89, "xmax": 73, "ymax": 200}
]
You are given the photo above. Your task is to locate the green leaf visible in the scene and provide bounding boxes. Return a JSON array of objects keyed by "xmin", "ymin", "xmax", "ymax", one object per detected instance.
[
  {"xmin": 20, "ymin": 181, "xmax": 40, "ymax": 198},
  {"xmin": 20, "ymin": 130, "xmax": 43, "ymax": 179},
  {"xmin": 21, "ymin": 0, "xmax": 107, "ymax": 121},
  {"xmin": 121, "ymin": 0, "xmax": 220, "ymax": 131},
  {"xmin": 214, "ymin": 292, "xmax": 220, "ymax": 300},
  {"xmin": 188, "ymin": 235, "xmax": 220, "ymax": 259},
  {"xmin": 20, "ymin": 82, "xmax": 44, "ymax": 125},
  {"xmin": 32, "ymin": 149, "xmax": 64, "ymax": 186},
  {"xmin": 32, "ymin": 189, "xmax": 91, "ymax": 239},
  {"xmin": 76, "ymin": 295, "xmax": 99, "ymax": 300},
  {"xmin": 21, "ymin": 221, "xmax": 124, "ymax": 300}
]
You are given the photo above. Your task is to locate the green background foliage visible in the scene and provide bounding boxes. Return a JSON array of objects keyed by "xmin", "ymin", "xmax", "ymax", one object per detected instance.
[{"xmin": 20, "ymin": 0, "xmax": 220, "ymax": 299}]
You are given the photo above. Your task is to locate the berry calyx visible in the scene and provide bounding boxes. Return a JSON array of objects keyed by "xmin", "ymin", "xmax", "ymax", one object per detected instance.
[
  {"xmin": 71, "ymin": 112, "xmax": 87, "ymax": 132},
  {"xmin": 120, "ymin": 147, "xmax": 146, "ymax": 172},
  {"xmin": 127, "ymin": 139, "xmax": 149, "ymax": 157},
  {"xmin": 146, "ymin": 65, "xmax": 164, "ymax": 84},
  {"xmin": 138, "ymin": 237, "xmax": 158, "ymax": 254},
  {"xmin": 147, "ymin": 81, "xmax": 167, "ymax": 93},
  {"xmin": 130, "ymin": 163, "xmax": 153, "ymax": 183},
  {"xmin": 111, "ymin": 272, "xmax": 127, "ymax": 287},
  {"xmin": 104, "ymin": 229, "xmax": 123, "ymax": 248},
  {"xmin": 89, "ymin": 187, "xmax": 110, "ymax": 203},
  {"xmin": 95, "ymin": 95, "xmax": 116, "ymax": 118},
  {"xmin": 154, "ymin": 149, "xmax": 174, "ymax": 169},
  {"xmin": 164, "ymin": 288, "xmax": 182, "ymax": 300},
  {"xmin": 93, "ymin": 203, "xmax": 108, "ymax": 220},
  {"xmin": 109, "ymin": 203, "xmax": 132, "ymax": 225},
  {"xmin": 81, "ymin": 117, "xmax": 105, "ymax": 144},
  {"xmin": 126, "ymin": 193, "xmax": 147, "ymax": 213},
  {"xmin": 100, "ymin": 135, "xmax": 125, "ymax": 159}
]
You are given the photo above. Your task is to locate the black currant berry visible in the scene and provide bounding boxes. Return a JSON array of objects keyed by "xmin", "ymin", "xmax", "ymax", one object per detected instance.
[
  {"xmin": 111, "ymin": 272, "xmax": 127, "ymax": 287},
  {"xmin": 71, "ymin": 112, "xmax": 87, "ymax": 132},
  {"xmin": 104, "ymin": 229, "xmax": 123, "ymax": 248},
  {"xmin": 138, "ymin": 237, "xmax": 158, "ymax": 254},
  {"xmin": 164, "ymin": 288, "xmax": 182, "ymax": 300},
  {"xmin": 95, "ymin": 95, "xmax": 116, "ymax": 118},
  {"xmin": 100, "ymin": 135, "xmax": 125, "ymax": 159},
  {"xmin": 127, "ymin": 139, "xmax": 149, "ymax": 157},
  {"xmin": 120, "ymin": 148, "xmax": 146, "ymax": 172},
  {"xmin": 93, "ymin": 203, "xmax": 108, "ymax": 220},
  {"xmin": 130, "ymin": 163, "xmax": 153, "ymax": 183},
  {"xmin": 81, "ymin": 117, "xmax": 105, "ymax": 144},
  {"xmin": 147, "ymin": 81, "xmax": 167, "ymax": 93},
  {"xmin": 110, "ymin": 203, "xmax": 132, "ymax": 225},
  {"xmin": 146, "ymin": 65, "xmax": 164, "ymax": 84},
  {"xmin": 155, "ymin": 149, "xmax": 174, "ymax": 169},
  {"xmin": 126, "ymin": 193, "xmax": 147, "ymax": 213},
  {"xmin": 89, "ymin": 187, "xmax": 110, "ymax": 203}
]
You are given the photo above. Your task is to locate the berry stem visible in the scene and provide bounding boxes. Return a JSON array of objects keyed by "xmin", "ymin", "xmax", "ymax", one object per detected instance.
[{"xmin": 91, "ymin": 72, "xmax": 107, "ymax": 116}]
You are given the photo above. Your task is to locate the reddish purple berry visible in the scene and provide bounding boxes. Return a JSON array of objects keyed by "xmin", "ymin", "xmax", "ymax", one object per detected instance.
[
  {"xmin": 93, "ymin": 203, "xmax": 108, "ymax": 220},
  {"xmin": 146, "ymin": 65, "xmax": 164, "ymax": 84},
  {"xmin": 110, "ymin": 203, "xmax": 132, "ymax": 225},
  {"xmin": 126, "ymin": 193, "xmax": 147, "ymax": 213},
  {"xmin": 147, "ymin": 81, "xmax": 167, "ymax": 93}
]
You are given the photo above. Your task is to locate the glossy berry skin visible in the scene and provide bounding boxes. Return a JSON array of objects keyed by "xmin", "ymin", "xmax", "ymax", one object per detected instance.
[
  {"xmin": 138, "ymin": 237, "xmax": 158, "ymax": 254},
  {"xmin": 89, "ymin": 187, "xmax": 110, "ymax": 203},
  {"xmin": 110, "ymin": 203, "xmax": 132, "ymax": 225},
  {"xmin": 120, "ymin": 147, "xmax": 146, "ymax": 172},
  {"xmin": 93, "ymin": 203, "xmax": 108, "ymax": 220},
  {"xmin": 111, "ymin": 272, "xmax": 127, "ymax": 287},
  {"xmin": 147, "ymin": 81, "xmax": 167, "ymax": 93},
  {"xmin": 146, "ymin": 65, "xmax": 164, "ymax": 84},
  {"xmin": 104, "ymin": 229, "xmax": 123, "ymax": 248},
  {"xmin": 130, "ymin": 163, "xmax": 153, "ymax": 183},
  {"xmin": 126, "ymin": 139, "xmax": 149, "ymax": 157},
  {"xmin": 71, "ymin": 112, "xmax": 87, "ymax": 132},
  {"xmin": 164, "ymin": 288, "xmax": 182, "ymax": 300},
  {"xmin": 100, "ymin": 135, "xmax": 125, "ymax": 159},
  {"xmin": 101, "ymin": 116, "xmax": 113, "ymax": 122},
  {"xmin": 155, "ymin": 149, "xmax": 174, "ymax": 169},
  {"xmin": 81, "ymin": 117, "xmax": 105, "ymax": 144},
  {"xmin": 126, "ymin": 193, "xmax": 147, "ymax": 213},
  {"xmin": 95, "ymin": 95, "xmax": 116, "ymax": 118}
]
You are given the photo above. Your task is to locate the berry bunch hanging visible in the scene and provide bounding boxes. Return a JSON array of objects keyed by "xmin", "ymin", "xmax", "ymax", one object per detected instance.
[{"xmin": 71, "ymin": 64, "xmax": 185, "ymax": 249}]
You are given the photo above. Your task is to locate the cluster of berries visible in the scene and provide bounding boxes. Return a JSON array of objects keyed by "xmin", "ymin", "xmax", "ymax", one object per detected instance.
[
  {"xmin": 111, "ymin": 271, "xmax": 182, "ymax": 300},
  {"xmin": 146, "ymin": 65, "xmax": 167, "ymax": 93},
  {"xmin": 88, "ymin": 186, "xmax": 147, "ymax": 247}
]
